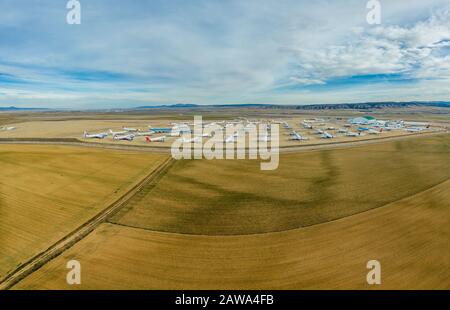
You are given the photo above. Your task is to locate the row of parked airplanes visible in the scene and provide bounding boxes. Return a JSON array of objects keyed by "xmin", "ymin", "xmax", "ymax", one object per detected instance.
[
  {"xmin": 83, "ymin": 126, "xmax": 268, "ymax": 143},
  {"xmin": 83, "ymin": 119, "xmax": 430, "ymax": 143},
  {"xmin": 0, "ymin": 126, "xmax": 16, "ymax": 131},
  {"xmin": 282, "ymin": 122, "xmax": 383, "ymax": 140},
  {"xmin": 285, "ymin": 120, "xmax": 429, "ymax": 140},
  {"xmin": 83, "ymin": 127, "xmax": 167, "ymax": 142}
]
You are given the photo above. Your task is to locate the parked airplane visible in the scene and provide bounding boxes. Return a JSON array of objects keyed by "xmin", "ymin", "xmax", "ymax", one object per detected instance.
[
  {"xmin": 109, "ymin": 129, "xmax": 128, "ymax": 136},
  {"xmin": 291, "ymin": 132, "xmax": 309, "ymax": 141},
  {"xmin": 321, "ymin": 131, "xmax": 334, "ymax": 139},
  {"xmin": 283, "ymin": 122, "xmax": 291, "ymax": 129},
  {"xmin": 302, "ymin": 122, "xmax": 313, "ymax": 129},
  {"xmin": 369, "ymin": 128, "xmax": 382, "ymax": 135},
  {"xmin": 113, "ymin": 133, "xmax": 135, "ymax": 141},
  {"xmin": 149, "ymin": 127, "xmax": 172, "ymax": 133},
  {"xmin": 83, "ymin": 131, "xmax": 108, "ymax": 139},
  {"xmin": 0, "ymin": 126, "xmax": 16, "ymax": 131},
  {"xmin": 145, "ymin": 136, "xmax": 166, "ymax": 142},
  {"xmin": 338, "ymin": 128, "xmax": 348, "ymax": 133},
  {"xmin": 405, "ymin": 127, "xmax": 426, "ymax": 132},
  {"xmin": 122, "ymin": 127, "xmax": 138, "ymax": 132},
  {"xmin": 135, "ymin": 130, "xmax": 155, "ymax": 136},
  {"xmin": 346, "ymin": 131, "xmax": 360, "ymax": 137},
  {"xmin": 315, "ymin": 129, "xmax": 324, "ymax": 135}
]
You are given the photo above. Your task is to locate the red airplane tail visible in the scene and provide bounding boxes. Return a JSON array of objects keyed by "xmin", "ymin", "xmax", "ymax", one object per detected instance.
[{"xmin": 145, "ymin": 136, "xmax": 151, "ymax": 142}]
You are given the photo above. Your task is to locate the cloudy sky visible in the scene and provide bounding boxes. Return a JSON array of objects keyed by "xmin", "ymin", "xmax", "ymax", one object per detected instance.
[{"xmin": 0, "ymin": 0, "xmax": 449, "ymax": 109}]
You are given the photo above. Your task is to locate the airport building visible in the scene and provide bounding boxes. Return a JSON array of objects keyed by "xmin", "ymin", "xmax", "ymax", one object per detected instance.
[{"xmin": 350, "ymin": 116, "xmax": 377, "ymax": 125}]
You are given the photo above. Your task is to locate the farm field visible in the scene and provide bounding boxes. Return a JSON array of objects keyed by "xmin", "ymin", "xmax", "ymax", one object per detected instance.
[
  {"xmin": 14, "ymin": 179, "xmax": 450, "ymax": 290},
  {"xmin": 0, "ymin": 144, "xmax": 168, "ymax": 281},
  {"xmin": 110, "ymin": 134, "xmax": 450, "ymax": 235}
]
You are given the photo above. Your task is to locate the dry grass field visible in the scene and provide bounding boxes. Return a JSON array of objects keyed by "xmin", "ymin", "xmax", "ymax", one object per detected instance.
[
  {"xmin": 14, "ymin": 179, "xmax": 450, "ymax": 290},
  {"xmin": 0, "ymin": 144, "xmax": 167, "ymax": 281},
  {"xmin": 110, "ymin": 134, "xmax": 450, "ymax": 235}
]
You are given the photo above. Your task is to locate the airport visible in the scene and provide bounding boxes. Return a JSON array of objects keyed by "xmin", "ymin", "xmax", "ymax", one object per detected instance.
[
  {"xmin": 1, "ymin": 0, "xmax": 449, "ymax": 296},
  {"xmin": 0, "ymin": 104, "xmax": 449, "ymax": 290}
]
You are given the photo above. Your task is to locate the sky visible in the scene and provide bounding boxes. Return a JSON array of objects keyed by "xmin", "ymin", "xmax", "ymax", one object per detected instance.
[{"xmin": 0, "ymin": 0, "xmax": 449, "ymax": 109}]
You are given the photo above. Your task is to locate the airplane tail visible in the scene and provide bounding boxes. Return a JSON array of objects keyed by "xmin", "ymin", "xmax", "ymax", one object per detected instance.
[
  {"xmin": 109, "ymin": 129, "xmax": 119, "ymax": 137},
  {"xmin": 145, "ymin": 136, "xmax": 151, "ymax": 142},
  {"xmin": 83, "ymin": 130, "xmax": 88, "ymax": 138}
]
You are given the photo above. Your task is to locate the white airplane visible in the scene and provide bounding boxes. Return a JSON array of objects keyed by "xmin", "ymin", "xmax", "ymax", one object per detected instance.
[
  {"xmin": 327, "ymin": 127, "xmax": 336, "ymax": 130},
  {"xmin": 202, "ymin": 132, "xmax": 213, "ymax": 138},
  {"xmin": 113, "ymin": 133, "xmax": 135, "ymax": 141},
  {"xmin": 346, "ymin": 131, "xmax": 361, "ymax": 137},
  {"xmin": 145, "ymin": 136, "xmax": 166, "ymax": 142},
  {"xmin": 315, "ymin": 129, "xmax": 324, "ymax": 135},
  {"xmin": 0, "ymin": 126, "xmax": 16, "ymax": 131},
  {"xmin": 122, "ymin": 127, "xmax": 138, "ymax": 132},
  {"xmin": 170, "ymin": 130, "xmax": 181, "ymax": 137},
  {"xmin": 321, "ymin": 131, "xmax": 334, "ymax": 139},
  {"xmin": 405, "ymin": 127, "xmax": 426, "ymax": 132},
  {"xmin": 338, "ymin": 128, "xmax": 348, "ymax": 133},
  {"xmin": 83, "ymin": 131, "xmax": 108, "ymax": 139},
  {"xmin": 369, "ymin": 128, "xmax": 382, "ymax": 135},
  {"xmin": 302, "ymin": 122, "xmax": 313, "ymax": 129},
  {"xmin": 109, "ymin": 129, "xmax": 128, "ymax": 136},
  {"xmin": 135, "ymin": 130, "xmax": 155, "ymax": 136},
  {"xmin": 283, "ymin": 122, "xmax": 291, "ymax": 129},
  {"xmin": 291, "ymin": 132, "xmax": 309, "ymax": 141}
]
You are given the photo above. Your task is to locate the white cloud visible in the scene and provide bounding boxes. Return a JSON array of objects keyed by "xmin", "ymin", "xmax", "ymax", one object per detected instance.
[
  {"xmin": 286, "ymin": 7, "xmax": 450, "ymax": 85},
  {"xmin": 0, "ymin": 0, "xmax": 449, "ymax": 107}
]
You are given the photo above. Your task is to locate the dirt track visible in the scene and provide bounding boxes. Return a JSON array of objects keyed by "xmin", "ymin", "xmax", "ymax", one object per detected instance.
[{"xmin": 0, "ymin": 156, "xmax": 174, "ymax": 290}]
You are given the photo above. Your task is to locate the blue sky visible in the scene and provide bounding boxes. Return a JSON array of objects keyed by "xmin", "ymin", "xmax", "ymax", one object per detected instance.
[{"xmin": 0, "ymin": 0, "xmax": 449, "ymax": 109}]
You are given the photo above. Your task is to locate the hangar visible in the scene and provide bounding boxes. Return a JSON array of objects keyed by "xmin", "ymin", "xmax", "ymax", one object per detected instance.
[{"xmin": 350, "ymin": 116, "xmax": 377, "ymax": 125}]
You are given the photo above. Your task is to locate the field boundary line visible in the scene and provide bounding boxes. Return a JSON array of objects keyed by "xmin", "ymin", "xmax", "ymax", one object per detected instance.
[{"xmin": 0, "ymin": 156, "xmax": 175, "ymax": 290}]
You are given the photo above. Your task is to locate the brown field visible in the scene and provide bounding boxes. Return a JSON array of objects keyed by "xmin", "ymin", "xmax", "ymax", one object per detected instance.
[
  {"xmin": 14, "ymin": 179, "xmax": 450, "ymax": 290},
  {"xmin": 110, "ymin": 134, "xmax": 450, "ymax": 235},
  {"xmin": 0, "ymin": 144, "xmax": 167, "ymax": 280}
]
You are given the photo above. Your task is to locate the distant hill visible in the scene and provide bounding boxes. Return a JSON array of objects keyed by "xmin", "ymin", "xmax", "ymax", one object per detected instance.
[
  {"xmin": 0, "ymin": 106, "xmax": 48, "ymax": 111},
  {"xmin": 134, "ymin": 101, "xmax": 449, "ymax": 110},
  {"xmin": 293, "ymin": 101, "xmax": 450, "ymax": 110},
  {"xmin": 135, "ymin": 103, "xmax": 199, "ymax": 109}
]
